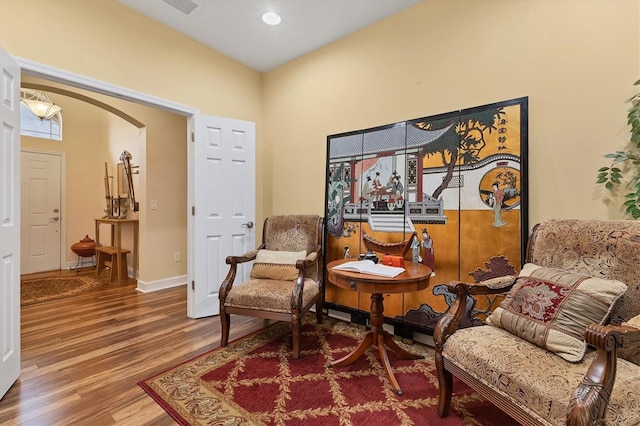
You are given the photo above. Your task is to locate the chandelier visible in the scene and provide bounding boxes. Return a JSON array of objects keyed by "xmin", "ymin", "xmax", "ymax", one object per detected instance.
[{"xmin": 20, "ymin": 89, "xmax": 61, "ymax": 120}]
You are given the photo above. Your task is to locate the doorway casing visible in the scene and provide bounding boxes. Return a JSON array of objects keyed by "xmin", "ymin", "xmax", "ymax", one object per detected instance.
[{"xmin": 15, "ymin": 56, "xmax": 203, "ymax": 316}]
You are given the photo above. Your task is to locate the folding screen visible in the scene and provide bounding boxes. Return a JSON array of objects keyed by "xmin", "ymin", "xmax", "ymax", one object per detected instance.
[{"xmin": 324, "ymin": 97, "xmax": 528, "ymax": 334}]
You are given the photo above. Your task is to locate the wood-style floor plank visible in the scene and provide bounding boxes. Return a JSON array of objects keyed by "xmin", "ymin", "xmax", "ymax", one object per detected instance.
[{"xmin": 0, "ymin": 269, "xmax": 271, "ymax": 425}]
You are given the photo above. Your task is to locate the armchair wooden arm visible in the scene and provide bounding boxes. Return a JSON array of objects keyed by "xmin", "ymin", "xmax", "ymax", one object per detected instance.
[
  {"xmin": 295, "ymin": 250, "xmax": 318, "ymax": 270},
  {"xmin": 433, "ymin": 279, "xmax": 514, "ymax": 417},
  {"xmin": 219, "ymin": 245, "xmax": 264, "ymax": 302},
  {"xmin": 434, "ymin": 280, "xmax": 513, "ymax": 350},
  {"xmin": 568, "ymin": 324, "xmax": 640, "ymax": 426},
  {"xmin": 225, "ymin": 247, "xmax": 262, "ymax": 265},
  {"xmin": 291, "ymin": 246, "xmax": 322, "ymax": 313}
]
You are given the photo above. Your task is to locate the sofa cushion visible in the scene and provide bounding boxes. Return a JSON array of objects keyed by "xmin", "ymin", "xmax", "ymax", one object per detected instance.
[
  {"xmin": 442, "ymin": 326, "xmax": 640, "ymax": 426},
  {"xmin": 486, "ymin": 263, "xmax": 627, "ymax": 362},
  {"xmin": 250, "ymin": 249, "xmax": 306, "ymax": 281}
]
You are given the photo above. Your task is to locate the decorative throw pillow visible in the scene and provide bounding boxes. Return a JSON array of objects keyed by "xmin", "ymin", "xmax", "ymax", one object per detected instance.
[
  {"xmin": 486, "ymin": 263, "xmax": 628, "ymax": 362},
  {"xmin": 250, "ymin": 250, "xmax": 307, "ymax": 281}
]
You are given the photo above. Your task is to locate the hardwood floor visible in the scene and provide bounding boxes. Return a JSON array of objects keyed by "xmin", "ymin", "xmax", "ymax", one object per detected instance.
[{"xmin": 0, "ymin": 269, "xmax": 272, "ymax": 425}]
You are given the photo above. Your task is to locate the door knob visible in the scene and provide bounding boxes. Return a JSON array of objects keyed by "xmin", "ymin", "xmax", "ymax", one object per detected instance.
[
  {"xmin": 242, "ymin": 221, "xmax": 254, "ymax": 229},
  {"xmin": 51, "ymin": 217, "xmax": 59, "ymax": 221}
]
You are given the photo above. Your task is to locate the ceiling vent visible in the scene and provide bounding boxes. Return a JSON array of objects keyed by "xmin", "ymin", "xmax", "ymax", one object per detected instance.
[{"xmin": 162, "ymin": 0, "xmax": 199, "ymax": 15}]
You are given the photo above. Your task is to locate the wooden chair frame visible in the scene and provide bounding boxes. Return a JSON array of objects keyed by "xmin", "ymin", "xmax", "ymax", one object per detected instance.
[
  {"xmin": 218, "ymin": 215, "xmax": 324, "ymax": 359},
  {"xmin": 434, "ymin": 221, "xmax": 640, "ymax": 425}
]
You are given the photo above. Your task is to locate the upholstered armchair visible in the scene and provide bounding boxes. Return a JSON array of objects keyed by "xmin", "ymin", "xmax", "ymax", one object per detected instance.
[
  {"xmin": 219, "ymin": 215, "xmax": 324, "ymax": 359},
  {"xmin": 434, "ymin": 219, "xmax": 640, "ymax": 426}
]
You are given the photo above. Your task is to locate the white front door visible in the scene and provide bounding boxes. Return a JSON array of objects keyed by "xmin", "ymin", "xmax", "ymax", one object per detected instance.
[
  {"xmin": 0, "ymin": 47, "xmax": 21, "ymax": 399},
  {"xmin": 20, "ymin": 151, "xmax": 62, "ymax": 274},
  {"xmin": 188, "ymin": 115, "xmax": 255, "ymax": 318}
]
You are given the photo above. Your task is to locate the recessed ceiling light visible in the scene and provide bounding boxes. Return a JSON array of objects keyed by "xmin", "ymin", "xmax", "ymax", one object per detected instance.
[{"xmin": 262, "ymin": 12, "xmax": 281, "ymax": 26}]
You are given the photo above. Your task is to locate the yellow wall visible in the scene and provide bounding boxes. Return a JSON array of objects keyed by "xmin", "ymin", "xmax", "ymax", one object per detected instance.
[
  {"xmin": 1, "ymin": 0, "xmax": 263, "ymax": 284},
  {"xmin": 3, "ymin": 0, "xmax": 640, "ymax": 285},
  {"xmin": 0, "ymin": 0, "xmax": 262, "ymax": 118},
  {"xmin": 138, "ymin": 111, "xmax": 187, "ymax": 282},
  {"xmin": 264, "ymin": 0, "xmax": 640, "ymax": 226},
  {"xmin": 0, "ymin": 0, "xmax": 265, "ymax": 232}
]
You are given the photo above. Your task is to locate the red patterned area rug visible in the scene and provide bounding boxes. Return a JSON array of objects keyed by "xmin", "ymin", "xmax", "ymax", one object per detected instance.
[{"xmin": 139, "ymin": 317, "xmax": 518, "ymax": 425}]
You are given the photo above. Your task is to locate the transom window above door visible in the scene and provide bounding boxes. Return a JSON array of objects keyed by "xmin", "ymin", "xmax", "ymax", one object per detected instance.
[{"xmin": 20, "ymin": 88, "xmax": 62, "ymax": 141}]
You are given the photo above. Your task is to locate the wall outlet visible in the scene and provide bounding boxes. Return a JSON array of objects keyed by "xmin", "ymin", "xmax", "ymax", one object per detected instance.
[{"xmin": 174, "ymin": 252, "xmax": 181, "ymax": 262}]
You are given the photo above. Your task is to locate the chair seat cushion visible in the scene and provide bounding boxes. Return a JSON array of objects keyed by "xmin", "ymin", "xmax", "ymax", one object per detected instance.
[
  {"xmin": 443, "ymin": 326, "xmax": 640, "ymax": 426},
  {"xmin": 224, "ymin": 278, "xmax": 319, "ymax": 313}
]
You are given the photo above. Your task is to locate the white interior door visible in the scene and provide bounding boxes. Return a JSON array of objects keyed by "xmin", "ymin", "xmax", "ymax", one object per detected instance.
[
  {"xmin": 0, "ymin": 47, "xmax": 21, "ymax": 400},
  {"xmin": 20, "ymin": 151, "xmax": 62, "ymax": 274},
  {"xmin": 188, "ymin": 115, "xmax": 255, "ymax": 319}
]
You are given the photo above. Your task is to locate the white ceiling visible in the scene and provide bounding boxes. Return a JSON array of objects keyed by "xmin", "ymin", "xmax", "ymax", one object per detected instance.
[{"xmin": 118, "ymin": 0, "xmax": 422, "ymax": 73}]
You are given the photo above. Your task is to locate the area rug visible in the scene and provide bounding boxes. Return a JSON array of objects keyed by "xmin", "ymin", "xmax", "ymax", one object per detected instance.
[
  {"xmin": 21, "ymin": 274, "xmax": 108, "ymax": 306},
  {"xmin": 139, "ymin": 317, "xmax": 518, "ymax": 425}
]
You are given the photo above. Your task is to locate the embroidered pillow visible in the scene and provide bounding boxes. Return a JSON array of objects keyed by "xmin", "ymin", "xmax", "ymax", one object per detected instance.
[
  {"xmin": 250, "ymin": 250, "xmax": 306, "ymax": 281},
  {"xmin": 486, "ymin": 263, "xmax": 628, "ymax": 362}
]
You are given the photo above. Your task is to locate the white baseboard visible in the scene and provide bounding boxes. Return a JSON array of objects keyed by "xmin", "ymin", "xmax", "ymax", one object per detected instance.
[
  {"xmin": 65, "ymin": 260, "xmax": 186, "ymax": 293},
  {"xmin": 136, "ymin": 275, "xmax": 187, "ymax": 293},
  {"xmin": 323, "ymin": 308, "xmax": 351, "ymax": 323}
]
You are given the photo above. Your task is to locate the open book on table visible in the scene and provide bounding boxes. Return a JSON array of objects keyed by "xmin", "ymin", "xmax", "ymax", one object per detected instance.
[{"xmin": 332, "ymin": 260, "xmax": 405, "ymax": 278}]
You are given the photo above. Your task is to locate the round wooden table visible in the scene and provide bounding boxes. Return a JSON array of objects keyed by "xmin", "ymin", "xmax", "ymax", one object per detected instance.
[{"xmin": 326, "ymin": 258, "xmax": 432, "ymax": 395}]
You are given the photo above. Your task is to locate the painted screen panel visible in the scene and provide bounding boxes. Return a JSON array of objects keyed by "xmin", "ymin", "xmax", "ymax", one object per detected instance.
[{"xmin": 324, "ymin": 97, "xmax": 528, "ymax": 334}]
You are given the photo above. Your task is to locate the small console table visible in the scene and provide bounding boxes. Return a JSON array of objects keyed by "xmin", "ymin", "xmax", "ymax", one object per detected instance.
[
  {"xmin": 94, "ymin": 218, "xmax": 139, "ymax": 285},
  {"xmin": 326, "ymin": 258, "xmax": 432, "ymax": 395}
]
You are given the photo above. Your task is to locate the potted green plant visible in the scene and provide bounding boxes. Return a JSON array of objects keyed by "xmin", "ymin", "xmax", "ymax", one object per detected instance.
[{"xmin": 596, "ymin": 79, "xmax": 640, "ymax": 219}]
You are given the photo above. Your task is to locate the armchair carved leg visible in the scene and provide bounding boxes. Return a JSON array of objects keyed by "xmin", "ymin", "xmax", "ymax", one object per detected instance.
[
  {"xmin": 315, "ymin": 298, "xmax": 323, "ymax": 324},
  {"xmin": 220, "ymin": 309, "xmax": 230, "ymax": 347},
  {"xmin": 432, "ymin": 281, "xmax": 473, "ymax": 418},
  {"xmin": 291, "ymin": 316, "xmax": 301, "ymax": 359},
  {"xmin": 435, "ymin": 353, "xmax": 453, "ymax": 416}
]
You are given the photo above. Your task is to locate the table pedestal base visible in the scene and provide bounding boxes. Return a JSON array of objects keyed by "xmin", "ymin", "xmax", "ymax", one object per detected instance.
[{"xmin": 327, "ymin": 293, "xmax": 424, "ymax": 395}]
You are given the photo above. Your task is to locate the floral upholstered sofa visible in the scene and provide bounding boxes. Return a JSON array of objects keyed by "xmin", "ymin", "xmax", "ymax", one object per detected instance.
[{"xmin": 434, "ymin": 219, "xmax": 640, "ymax": 426}]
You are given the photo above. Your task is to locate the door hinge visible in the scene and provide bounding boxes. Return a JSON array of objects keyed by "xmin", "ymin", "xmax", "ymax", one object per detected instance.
[
  {"xmin": 192, "ymin": 206, "xmax": 195, "ymax": 216},
  {"xmin": 191, "ymin": 132, "xmax": 195, "ymax": 142},
  {"xmin": 191, "ymin": 280, "xmax": 195, "ymax": 290}
]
